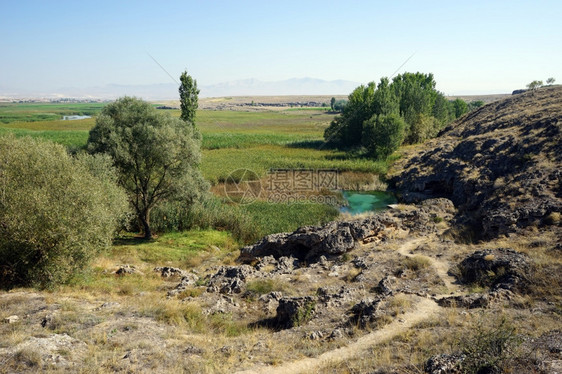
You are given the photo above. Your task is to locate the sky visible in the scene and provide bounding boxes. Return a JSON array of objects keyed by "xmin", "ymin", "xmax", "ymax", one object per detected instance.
[{"xmin": 1, "ymin": 0, "xmax": 561, "ymax": 96}]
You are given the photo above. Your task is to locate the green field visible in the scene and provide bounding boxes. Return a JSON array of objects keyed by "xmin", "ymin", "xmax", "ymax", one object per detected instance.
[
  {"xmin": 0, "ymin": 103, "xmax": 389, "ymax": 182},
  {"xmin": 0, "ymin": 102, "xmax": 107, "ymax": 123},
  {"xmin": 0, "ymin": 102, "xmax": 389, "ymax": 240}
]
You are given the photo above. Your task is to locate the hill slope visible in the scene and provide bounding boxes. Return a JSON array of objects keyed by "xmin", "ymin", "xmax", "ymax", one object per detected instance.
[{"xmin": 392, "ymin": 85, "xmax": 562, "ymax": 238}]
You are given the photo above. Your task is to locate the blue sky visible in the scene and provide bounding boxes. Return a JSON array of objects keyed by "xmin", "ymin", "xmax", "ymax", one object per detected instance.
[{"xmin": 1, "ymin": 0, "xmax": 561, "ymax": 95}]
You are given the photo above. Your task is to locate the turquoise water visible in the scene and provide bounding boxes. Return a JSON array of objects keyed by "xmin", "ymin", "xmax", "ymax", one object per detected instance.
[{"xmin": 340, "ymin": 190, "xmax": 397, "ymax": 215}]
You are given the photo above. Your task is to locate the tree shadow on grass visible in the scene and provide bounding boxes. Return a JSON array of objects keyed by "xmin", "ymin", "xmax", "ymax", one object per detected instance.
[
  {"xmin": 285, "ymin": 140, "xmax": 328, "ymax": 149},
  {"xmin": 113, "ymin": 235, "xmax": 153, "ymax": 246}
]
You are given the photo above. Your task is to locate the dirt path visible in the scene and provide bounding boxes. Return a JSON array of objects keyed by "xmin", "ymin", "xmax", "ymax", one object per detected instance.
[
  {"xmin": 396, "ymin": 236, "xmax": 460, "ymax": 293},
  {"xmin": 236, "ymin": 237, "xmax": 454, "ymax": 374},
  {"xmin": 236, "ymin": 297, "xmax": 439, "ymax": 374}
]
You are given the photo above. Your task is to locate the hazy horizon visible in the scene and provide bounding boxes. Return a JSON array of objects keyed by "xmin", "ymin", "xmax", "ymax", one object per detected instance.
[{"xmin": 1, "ymin": 0, "xmax": 561, "ymax": 98}]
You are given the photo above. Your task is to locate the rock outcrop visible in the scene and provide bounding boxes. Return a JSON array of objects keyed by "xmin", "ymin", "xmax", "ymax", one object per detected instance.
[
  {"xmin": 392, "ymin": 85, "xmax": 562, "ymax": 238},
  {"xmin": 239, "ymin": 198, "xmax": 455, "ymax": 263},
  {"xmin": 239, "ymin": 216, "xmax": 396, "ymax": 263},
  {"xmin": 457, "ymin": 248, "xmax": 530, "ymax": 292}
]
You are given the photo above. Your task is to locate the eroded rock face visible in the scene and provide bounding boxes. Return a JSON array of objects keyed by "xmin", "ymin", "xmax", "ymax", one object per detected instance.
[
  {"xmin": 457, "ymin": 248, "xmax": 530, "ymax": 292},
  {"xmin": 393, "ymin": 86, "xmax": 562, "ymax": 238}
]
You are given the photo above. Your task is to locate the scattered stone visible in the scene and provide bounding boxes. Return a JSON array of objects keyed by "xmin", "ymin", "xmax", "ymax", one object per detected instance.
[
  {"xmin": 436, "ymin": 293, "xmax": 490, "ymax": 309},
  {"xmin": 95, "ymin": 302, "xmax": 120, "ymax": 310},
  {"xmin": 41, "ymin": 314, "xmax": 57, "ymax": 329},
  {"xmin": 258, "ymin": 292, "xmax": 283, "ymax": 314},
  {"xmin": 4, "ymin": 315, "xmax": 19, "ymax": 324},
  {"xmin": 207, "ymin": 265, "xmax": 254, "ymax": 294},
  {"xmin": 115, "ymin": 265, "xmax": 143, "ymax": 276},
  {"xmin": 184, "ymin": 345, "xmax": 204, "ymax": 355},
  {"xmin": 351, "ymin": 258, "xmax": 368, "ymax": 269},
  {"xmin": 154, "ymin": 266, "xmax": 188, "ymax": 278},
  {"xmin": 255, "ymin": 255, "xmax": 277, "ymax": 271},
  {"xmin": 167, "ymin": 273, "xmax": 200, "ymax": 297},
  {"xmin": 276, "ymin": 256, "xmax": 298, "ymax": 274},
  {"xmin": 375, "ymin": 276, "xmax": 398, "ymax": 296},
  {"xmin": 424, "ymin": 353, "xmax": 464, "ymax": 373},
  {"xmin": 239, "ymin": 215, "xmax": 397, "ymax": 263},
  {"xmin": 308, "ymin": 331, "xmax": 324, "ymax": 340},
  {"xmin": 328, "ymin": 328, "xmax": 343, "ymax": 340},
  {"xmin": 317, "ymin": 286, "xmax": 355, "ymax": 308},
  {"xmin": 205, "ymin": 296, "xmax": 240, "ymax": 315}
]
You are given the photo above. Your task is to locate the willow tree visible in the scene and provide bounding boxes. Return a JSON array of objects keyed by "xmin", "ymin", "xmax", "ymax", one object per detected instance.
[{"xmin": 87, "ymin": 97, "xmax": 208, "ymax": 239}]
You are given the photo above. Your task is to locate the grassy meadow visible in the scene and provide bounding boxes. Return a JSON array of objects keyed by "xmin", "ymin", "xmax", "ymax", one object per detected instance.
[
  {"xmin": 0, "ymin": 101, "xmax": 392, "ymax": 246},
  {"xmin": 0, "ymin": 103, "xmax": 391, "ymax": 183}
]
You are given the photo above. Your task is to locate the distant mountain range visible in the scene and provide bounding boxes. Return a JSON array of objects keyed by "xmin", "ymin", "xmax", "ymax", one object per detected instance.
[{"xmin": 0, "ymin": 78, "xmax": 361, "ymax": 100}]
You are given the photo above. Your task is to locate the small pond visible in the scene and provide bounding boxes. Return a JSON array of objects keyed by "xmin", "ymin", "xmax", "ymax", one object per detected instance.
[{"xmin": 340, "ymin": 190, "xmax": 397, "ymax": 215}]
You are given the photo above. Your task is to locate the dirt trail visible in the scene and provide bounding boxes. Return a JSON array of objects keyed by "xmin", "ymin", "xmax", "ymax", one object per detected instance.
[
  {"xmin": 236, "ymin": 237, "xmax": 455, "ymax": 374},
  {"xmin": 237, "ymin": 297, "xmax": 439, "ymax": 374},
  {"xmin": 396, "ymin": 236, "xmax": 460, "ymax": 294}
]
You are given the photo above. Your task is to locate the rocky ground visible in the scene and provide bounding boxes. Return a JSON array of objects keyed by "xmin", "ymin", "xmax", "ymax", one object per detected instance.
[{"xmin": 1, "ymin": 87, "xmax": 561, "ymax": 373}]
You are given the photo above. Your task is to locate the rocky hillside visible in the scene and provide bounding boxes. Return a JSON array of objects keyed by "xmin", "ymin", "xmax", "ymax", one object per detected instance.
[{"xmin": 392, "ymin": 85, "xmax": 562, "ymax": 238}]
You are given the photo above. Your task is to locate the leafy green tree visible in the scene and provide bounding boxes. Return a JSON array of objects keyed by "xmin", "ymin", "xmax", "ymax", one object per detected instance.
[
  {"xmin": 330, "ymin": 97, "xmax": 336, "ymax": 111},
  {"xmin": 87, "ymin": 97, "xmax": 208, "ymax": 239},
  {"xmin": 324, "ymin": 83, "xmax": 376, "ymax": 146},
  {"xmin": 452, "ymin": 98, "xmax": 468, "ymax": 119},
  {"xmin": 407, "ymin": 113, "xmax": 439, "ymax": 144},
  {"xmin": 468, "ymin": 100, "xmax": 485, "ymax": 111},
  {"xmin": 546, "ymin": 77, "xmax": 555, "ymax": 85},
  {"xmin": 362, "ymin": 113, "xmax": 406, "ymax": 159},
  {"xmin": 0, "ymin": 135, "xmax": 129, "ymax": 288},
  {"xmin": 432, "ymin": 93, "xmax": 451, "ymax": 126},
  {"xmin": 179, "ymin": 70, "xmax": 200, "ymax": 124},
  {"xmin": 323, "ymin": 72, "xmax": 448, "ymax": 148},
  {"xmin": 392, "ymin": 72, "xmax": 438, "ymax": 128},
  {"xmin": 371, "ymin": 77, "xmax": 399, "ymax": 116},
  {"xmin": 333, "ymin": 99, "xmax": 347, "ymax": 112},
  {"xmin": 526, "ymin": 80, "xmax": 543, "ymax": 90}
]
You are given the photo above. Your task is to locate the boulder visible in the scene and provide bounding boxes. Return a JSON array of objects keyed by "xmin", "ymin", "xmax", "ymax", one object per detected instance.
[
  {"xmin": 154, "ymin": 266, "xmax": 188, "ymax": 279},
  {"xmin": 207, "ymin": 265, "xmax": 254, "ymax": 294},
  {"xmin": 115, "ymin": 265, "xmax": 143, "ymax": 276},
  {"xmin": 275, "ymin": 296, "xmax": 316, "ymax": 329},
  {"xmin": 348, "ymin": 298, "xmax": 384, "ymax": 328},
  {"xmin": 457, "ymin": 248, "xmax": 530, "ymax": 292}
]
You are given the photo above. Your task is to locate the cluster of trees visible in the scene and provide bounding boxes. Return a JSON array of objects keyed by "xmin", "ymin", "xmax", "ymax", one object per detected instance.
[
  {"xmin": 324, "ymin": 73, "xmax": 482, "ymax": 159},
  {"xmin": 1, "ymin": 70, "xmax": 207, "ymax": 287},
  {"xmin": 527, "ymin": 77, "xmax": 556, "ymax": 90}
]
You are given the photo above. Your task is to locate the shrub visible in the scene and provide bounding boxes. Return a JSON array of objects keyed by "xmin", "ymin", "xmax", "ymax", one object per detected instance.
[
  {"xmin": 0, "ymin": 135, "xmax": 129, "ymax": 288},
  {"xmin": 460, "ymin": 316, "xmax": 521, "ymax": 373},
  {"xmin": 403, "ymin": 256, "xmax": 431, "ymax": 272}
]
